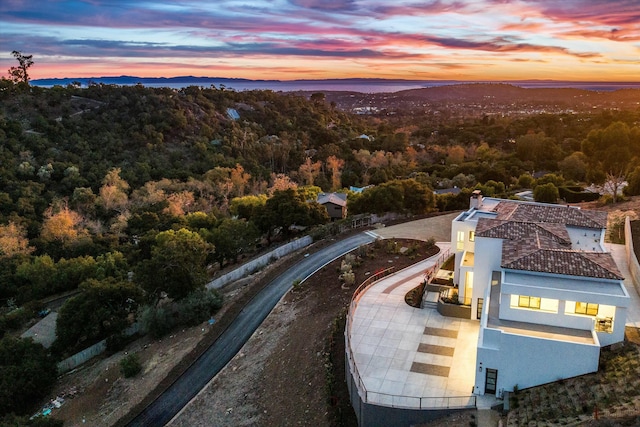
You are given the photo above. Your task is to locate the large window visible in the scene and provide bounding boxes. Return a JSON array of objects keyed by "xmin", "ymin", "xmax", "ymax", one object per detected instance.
[
  {"xmin": 575, "ymin": 302, "xmax": 599, "ymax": 316},
  {"xmin": 469, "ymin": 231, "xmax": 475, "ymax": 242},
  {"xmin": 457, "ymin": 230, "xmax": 464, "ymax": 250},
  {"xmin": 510, "ymin": 295, "xmax": 558, "ymax": 313},
  {"xmin": 518, "ymin": 295, "xmax": 541, "ymax": 309}
]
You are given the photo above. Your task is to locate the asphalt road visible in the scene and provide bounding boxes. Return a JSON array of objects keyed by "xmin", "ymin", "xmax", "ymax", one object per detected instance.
[{"xmin": 126, "ymin": 232, "xmax": 376, "ymax": 426}]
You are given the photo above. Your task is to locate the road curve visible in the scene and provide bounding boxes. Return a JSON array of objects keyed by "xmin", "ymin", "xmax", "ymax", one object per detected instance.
[{"xmin": 126, "ymin": 232, "xmax": 376, "ymax": 426}]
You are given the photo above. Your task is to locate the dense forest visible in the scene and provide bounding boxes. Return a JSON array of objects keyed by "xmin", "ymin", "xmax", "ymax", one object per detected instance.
[{"xmin": 1, "ymin": 72, "xmax": 640, "ymax": 421}]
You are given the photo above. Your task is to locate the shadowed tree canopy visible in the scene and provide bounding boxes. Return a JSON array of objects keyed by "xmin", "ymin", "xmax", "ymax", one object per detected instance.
[
  {"xmin": 206, "ymin": 218, "xmax": 259, "ymax": 266},
  {"xmin": 348, "ymin": 179, "xmax": 435, "ymax": 215},
  {"xmin": 582, "ymin": 121, "xmax": 640, "ymax": 202},
  {"xmin": 54, "ymin": 278, "xmax": 142, "ymax": 353},
  {"xmin": 0, "ymin": 336, "xmax": 57, "ymax": 415},
  {"xmin": 135, "ymin": 228, "xmax": 211, "ymax": 301},
  {"xmin": 254, "ymin": 188, "xmax": 329, "ymax": 242}
]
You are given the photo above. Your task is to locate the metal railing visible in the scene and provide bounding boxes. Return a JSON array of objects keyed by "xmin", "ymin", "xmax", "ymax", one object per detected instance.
[
  {"xmin": 423, "ymin": 248, "xmax": 452, "ymax": 284},
  {"xmin": 345, "ymin": 262, "xmax": 477, "ymax": 410}
]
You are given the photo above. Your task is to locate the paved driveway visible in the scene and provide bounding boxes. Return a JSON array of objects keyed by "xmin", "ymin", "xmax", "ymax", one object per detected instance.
[{"xmin": 373, "ymin": 212, "xmax": 461, "ymax": 242}]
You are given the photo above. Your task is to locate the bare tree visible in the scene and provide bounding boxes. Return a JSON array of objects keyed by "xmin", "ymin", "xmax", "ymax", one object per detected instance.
[{"xmin": 8, "ymin": 51, "xmax": 34, "ymax": 85}]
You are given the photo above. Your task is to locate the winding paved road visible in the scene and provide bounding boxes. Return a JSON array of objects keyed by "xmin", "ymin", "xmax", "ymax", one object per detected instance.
[{"xmin": 126, "ymin": 232, "xmax": 376, "ymax": 426}]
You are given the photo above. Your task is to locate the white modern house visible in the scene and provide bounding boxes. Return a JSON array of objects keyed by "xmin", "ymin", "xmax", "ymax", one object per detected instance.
[{"xmin": 451, "ymin": 190, "xmax": 630, "ymax": 396}]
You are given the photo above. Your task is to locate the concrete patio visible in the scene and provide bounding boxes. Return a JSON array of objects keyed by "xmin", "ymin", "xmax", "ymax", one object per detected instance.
[{"xmin": 347, "ymin": 242, "xmax": 488, "ymax": 410}]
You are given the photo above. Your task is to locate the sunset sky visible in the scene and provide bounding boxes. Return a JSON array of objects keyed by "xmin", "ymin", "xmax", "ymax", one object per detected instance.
[{"xmin": 1, "ymin": 0, "xmax": 639, "ymax": 82}]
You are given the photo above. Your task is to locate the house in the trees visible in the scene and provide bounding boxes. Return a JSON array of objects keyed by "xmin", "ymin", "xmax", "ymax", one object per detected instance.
[
  {"xmin": 317, "ymin": 192, "xmax": 347, "ymax": 220},
  {"xmin": 450, "ymin": 190, "xmax": 630, "ymax": 396}
]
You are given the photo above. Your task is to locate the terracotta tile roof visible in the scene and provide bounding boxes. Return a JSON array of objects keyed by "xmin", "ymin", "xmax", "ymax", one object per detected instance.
[
  {"xmin": 502, "ymin": 239, "xmax": 623, "ymax": 280},
  {"xmin": 492, "ymin": 201, "xmax": 607, "ymax": 229},
  {"xmin": 476, "ymin": 219, "xmax": 571, "ymax": 245},
  {"xmin": 474, "ymin": 201, "xmax": 622, "ymax": 280}
]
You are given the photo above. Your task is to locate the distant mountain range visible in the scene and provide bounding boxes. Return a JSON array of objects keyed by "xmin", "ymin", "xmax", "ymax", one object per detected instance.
[{"xmin": 30, "ymin": 76, "xmax": 640, "ymax": 93}]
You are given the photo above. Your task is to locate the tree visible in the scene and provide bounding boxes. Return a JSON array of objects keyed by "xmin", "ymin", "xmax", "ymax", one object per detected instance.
[
  {"xmin": 7, "ymin": 51, "xmax": 34, "ymax": 85},
  {"xmin": 623, "ymin": 166, "xmax": 640, "ymax": 196},
  {"xmin": 348, "ymin": 182, "xmax": 403, "ymax": 215},
  {"xmin": 558, "ymin": 152, "xmax": 588, "ymax": 182},
  {"xmin": 208, "ymin": 218, "xmax": 259, "ymax": 265},
  {"xmin": 515, "ymin": 132, "xmax": 561, "ymax": 169},
  {"xmin": 184, "ymin": 211, "xmax": 217, "ymax": 230},
  {"xmin": 0, "ymin": 222, "xmax": 34, "ymax": 258},
  {"xmin": 71, "ymin": 187, "xmax": 97, "ymax": 217},
  {"xmin": 98, "ymin": 168, "xmax": 130, "ymax": 213},
  {"xmin": 268, "ymin": 173, "xmax": 298, "ymax": 194},
  {"xmin": 536, "ymin": 173, "xmax": 565, "ymax": 188},
  {"xmin": 326, "ymin": 155, "xmax": 345, "ymax": 191},
  {"xmin": 40, "ymin": 204, "xmax": 88, "ymax": 245},
  {"xmin": 254, "ymin": 189, "xmax": 329, "ymax": 242},
  {"xmin": 0, "ymin": 336, "xmax": 57, "ymax": 415},
  {"xmin": 475, "ymin": 180, "xmax": 506, "ymax": 197},
  {"xmin": 446, "ymin": 145, "xmax": 465, "ymax": 165},
  {"xmin": 297, "ymin": 157, "xmax": 322, "ymax": 186},
  {"xmin": 348, "ymin": 179, "xmax": 435, "ymax": 215},
  {"xmin": 135, "ymin": 228, "xmax": 211, "ymax": 301},
  {"xmin": 582, "ymin": 122, "xmax": 635, "ymax": 203},
  {"xmin": 517, "ymin": 173, "xmax": 535, "ymax": 189},
  {"xmin": 54, "ymin": 278, "xmax": 142, "ymax": 352},
  {"xmin": 229, "ymin": 194, "xmax": 267, "ymax": 220},
  {"xmin": 533, "ymin": 183, "xmax": 559, "ymax": 204},
  {"xmin": 229, "ymin": 163, "xmax": 251, "ymax": 196},
  {"xmin": 399, "ymin": 179, "xmax": 436, "ymax": 214},
  {"xmin": 296, "ymin": 185, "xmax": 322, "ymax": 202},
  {"xmin": 15, "ymin": 255, "xmax": 57, "ymax": 301},
  {"xmin": 164, "ymin": 191, "xmax": 195, "ymax": 216}
]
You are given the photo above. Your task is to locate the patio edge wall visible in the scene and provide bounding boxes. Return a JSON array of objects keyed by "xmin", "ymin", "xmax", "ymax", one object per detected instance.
[{"xmin": 624, "ymin": 217, "xmax": 640, "ymax": 296}]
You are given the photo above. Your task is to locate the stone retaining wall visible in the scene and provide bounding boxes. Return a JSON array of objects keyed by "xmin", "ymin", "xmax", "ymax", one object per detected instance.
[{"xmin": 206, "ymin": 236, "xmax": 313, "ymax": 290}]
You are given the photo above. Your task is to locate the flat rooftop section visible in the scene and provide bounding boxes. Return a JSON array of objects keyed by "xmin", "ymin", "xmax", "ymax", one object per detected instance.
[
  {"xmin": 487, "ymin": 283, "xmax": 595, "ymax": 345},
  {"xmin": 348, "ymin": 243, "xmax": 482, "ymax": 409},
  {"xmin": 504, "ymin": 271, "xmax": 627, "ymax": 297}
]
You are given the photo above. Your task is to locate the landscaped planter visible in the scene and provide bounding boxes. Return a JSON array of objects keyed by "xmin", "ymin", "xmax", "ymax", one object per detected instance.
[
  {"xmin": 426, "ymin": 283, "xmax": 450, "ymax": 293},
  {"xmin": 437, "ymin": 299, "xmax": 471, "ymax": 318}
]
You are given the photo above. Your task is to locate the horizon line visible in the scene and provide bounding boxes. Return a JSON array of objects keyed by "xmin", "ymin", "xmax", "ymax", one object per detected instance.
[{"xmin": 30, "ymin": 75, "xmax": 640, "ymax": 84}]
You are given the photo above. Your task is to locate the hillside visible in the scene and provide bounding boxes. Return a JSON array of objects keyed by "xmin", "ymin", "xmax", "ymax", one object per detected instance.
[
  {"xmin": 1, "ymin": 79, "xmax": 640, "ymax": 423},
  {"xmin": 320, "ymin": 84, "xmax": 640, "ymax": 114}
]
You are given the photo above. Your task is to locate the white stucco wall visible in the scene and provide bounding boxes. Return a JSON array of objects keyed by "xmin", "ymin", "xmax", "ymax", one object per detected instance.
[
  {"xmin": 468, "ymin": 237, "xmax": 503, "ymax": 318},
  {"xmin": 475, "ymin": 330, "xmax": 600, "ymax": 395},
  {"xmin": 451, "ymin": 214, "xmax": 478, "ymax": 286},
  {"xmin": 498, "ymin": 272, "xmax": 629, "ymax": 346}
]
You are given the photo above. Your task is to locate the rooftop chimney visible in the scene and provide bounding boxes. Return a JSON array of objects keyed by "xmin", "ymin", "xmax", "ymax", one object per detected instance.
[{"xmin": 470, "ymin": 190, "xmax": 483, "ymax": 209}]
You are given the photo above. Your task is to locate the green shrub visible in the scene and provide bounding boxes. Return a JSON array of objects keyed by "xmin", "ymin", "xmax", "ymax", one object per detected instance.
[
  {"xmin": 120, "ymin": 353, "xmax": 142, "ymax": 378},
  {"xmin": 176, "ymin": 288, "xmax": 223, "ymax": 327},
  {"xmin": 558, "ymin": 187, "xmax": 600, "ymax": 203},
  {"xmin": 385, "ymin": 240, "xmax": 400, "ymax": 254},
  {"xmin": 140, "ymin": 305, "xmax": 175, "ymax": 339}
]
